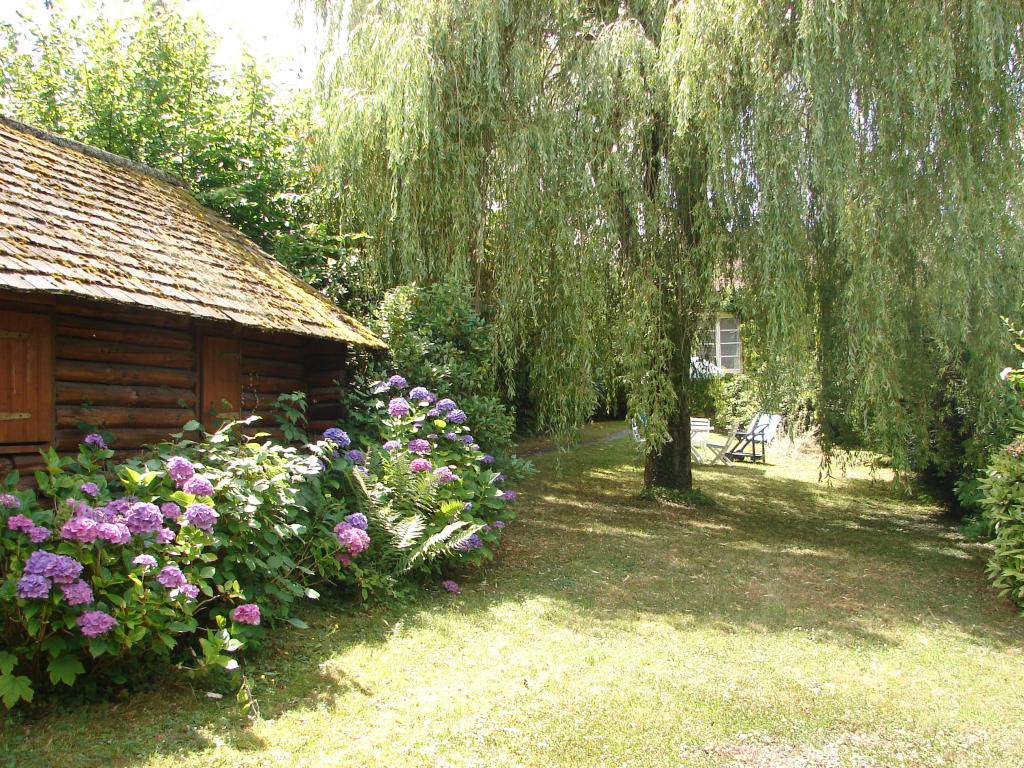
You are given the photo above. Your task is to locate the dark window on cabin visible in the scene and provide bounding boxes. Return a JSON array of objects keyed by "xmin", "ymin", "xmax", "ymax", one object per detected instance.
[
  {"xmin": 0, "ymin": 310, "xmax": 54, "ymax": 447},
  {"xmin": 199, "ymin": 336, "xmax": 241, "ymax": 430}
]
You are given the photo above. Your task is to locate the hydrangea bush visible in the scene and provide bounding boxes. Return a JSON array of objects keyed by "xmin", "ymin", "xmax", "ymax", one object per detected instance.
[
  {"xmin": 339, "ymin": 378, "xmax": 529, "ymax": 588},
  {"xmin": 0, "ymin": 439, "xmax": 225, "ymax": 708},
  {"xmin": 0, "ymin": 381, "xmax": 528, "ymax": 708}
]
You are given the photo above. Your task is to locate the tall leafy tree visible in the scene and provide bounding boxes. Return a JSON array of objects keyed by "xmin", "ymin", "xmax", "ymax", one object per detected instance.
[
  {"xmin": 0, "ymin": 0, "xmax": 318, "ymax": 259},
  {"xmin": 310, "ymin": 1, "xmax": 1024, "ymax": 488}
]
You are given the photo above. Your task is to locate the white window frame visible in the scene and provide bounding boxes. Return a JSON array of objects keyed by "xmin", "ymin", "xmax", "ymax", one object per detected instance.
[{"xmin": 701, "ymin": 315, "xmax": 743, "ymax": 374}]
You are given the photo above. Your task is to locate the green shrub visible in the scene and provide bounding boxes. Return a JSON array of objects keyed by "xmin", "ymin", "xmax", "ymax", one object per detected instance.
[
  {"xmin": 978, "ymin": 436, "xmax": 1024, "ymax": 607},
  {"xmin": 363, "ymin": 282, "xmax": 517, "ymax": 455},
  {"xmin": 0, "ymin": 437, "xmax": 237, "ymax": 708}
]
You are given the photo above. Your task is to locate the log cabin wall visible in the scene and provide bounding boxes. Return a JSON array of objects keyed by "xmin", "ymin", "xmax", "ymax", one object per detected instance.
[{"xmin": 0, "ymin": 293, "xmax": 351, "ymax": 486}]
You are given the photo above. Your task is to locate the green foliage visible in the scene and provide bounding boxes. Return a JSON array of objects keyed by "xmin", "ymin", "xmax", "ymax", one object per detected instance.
[
  {"xmin": 977, "ymin": 438, "xmax": 1024, "ymax": 607},
  {"xmin": 363, "ymin": 282, "xmax": 517, "ymax": 455},
  {"xmin": 310, "ymin": 0, "xmax": 1024, "ymax": 491},
  {"xmin": 0, "ymin": 442, "xmax": 227, "ymax": 709},
  {"xmin": 0, "ymin": 0, "xmax": 329, "ymax": 272}
]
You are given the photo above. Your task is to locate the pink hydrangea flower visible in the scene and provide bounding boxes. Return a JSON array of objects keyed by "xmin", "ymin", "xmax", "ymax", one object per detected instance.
[
  {"xmin": 410, "ymin": 458, "xmax": 432, "ymax": 472},
  {"xmin": 61, "ymin": 515, "xmax": 98, "ymax": 543},
  {"xmin": 6, "ymin": 514, "xmax": 34, "ymax": 532},
  {"xmin": 182, "ymin": 475, "xmax": 214, "ymax": 497},
  {"xmin": 232, "ymin": 603, "xmax": 261, "ymax": 625},
  {"xmin": 442, "ymin": 580, "xmax": 459, "ymax": 594},
  {"xmin": 77, "ymin": 610, "xmax": 117, "ymax": 637},
  {"xmin": 334, "ymin": 521, "xmax": 370, "ymax": 555}
]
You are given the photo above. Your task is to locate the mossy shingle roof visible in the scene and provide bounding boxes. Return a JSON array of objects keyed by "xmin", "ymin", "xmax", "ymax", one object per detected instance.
[{"xmin": 0, "ymin": 116, "xmax": 384, "ymax": 348}]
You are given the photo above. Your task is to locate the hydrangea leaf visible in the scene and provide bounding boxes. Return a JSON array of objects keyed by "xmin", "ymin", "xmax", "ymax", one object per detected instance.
[
  {"xmin": 47, "ymin": 654, "xmax": 85, "ymax": 687},
  {"xmin": 0, "ymin": 651, "xmax": 16, "ymax": 676},
  {"xmin": 0, "ymin": 673, "xmax": 33, "ymax": 708}
]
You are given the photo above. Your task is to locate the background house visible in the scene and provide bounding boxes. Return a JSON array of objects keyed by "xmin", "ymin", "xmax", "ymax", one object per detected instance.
[{"xmin": 0, "ymin": 116, "xmax": 384, "ymax": 480}]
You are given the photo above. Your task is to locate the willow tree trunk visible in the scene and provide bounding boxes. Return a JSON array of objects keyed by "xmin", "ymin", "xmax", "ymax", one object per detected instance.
[
  {"xmin": 644, "ymin": 352, "xmax": 694, "ymax": 489},
  {"xmin": 645, "ymin": 275, "xmax": 695, "ymax": 490}
]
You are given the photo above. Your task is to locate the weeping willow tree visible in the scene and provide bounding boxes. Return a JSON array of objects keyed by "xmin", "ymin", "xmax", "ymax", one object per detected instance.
[{"xmin": 309, "ymin": 0, "xmax": 1024, "ymax": 490}]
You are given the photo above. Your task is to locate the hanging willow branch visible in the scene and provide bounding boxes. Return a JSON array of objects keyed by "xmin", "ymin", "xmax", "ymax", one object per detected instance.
[{"xmin": 309, "ymin": 0, "xmax": 1024, "ymax": 487}]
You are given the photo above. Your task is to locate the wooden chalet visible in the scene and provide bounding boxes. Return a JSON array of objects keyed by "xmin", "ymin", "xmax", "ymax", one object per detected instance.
[{"xmin": 0, "ymin": 116, "xmax": 385, "ymax": 479}]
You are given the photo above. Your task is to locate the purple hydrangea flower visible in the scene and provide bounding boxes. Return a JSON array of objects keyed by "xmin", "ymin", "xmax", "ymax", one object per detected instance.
[
  {"xmin": 433, "ymin": 466, "xmax": 459, "ymax": 484},
  {"xmin": 470, "ymin": 444, "xmax": 480, "ymax": 450},
  {"xmin": 334, "ymin": 521, "xmax": 370, "ymax": 555},
  {"xmin": 77, "ymin": 610, "xmax": 117, "ymax": 637},
  {"xmin": 96, "ymin": 522, "xmax": 132, "ymax": 545},
  {"xmin": 182, "ymin": 475, "xmax": 214, "ymax": 497},
  {"xmin": 80, "ymin": 482, "xmax": 100, "ymax": 497},
  {"xmin": 61, "ymin": 580, "xmax": 93, "ymax": 605},
  {"xmin": 232, "ymin": 603, "xmax": 261, "ymax": 625},
  {"xmin": 427, "ymin": 433, "xmax": 438, "ymax": 440},
  {"xmin": 502, "ymin": 490, "xmax": 518, "ymax": 501},
  {"xmin": 442, "ymin": 580, "xmax": 459, "ymax": 593},
  {"xmin": 29, "ymin": 526, "xmax": 50, "ymax": 543},
  {"xmin": 345, "ymin": 512, "xmax": 368, "ymax": 531},
  {"xmin": 387, "ymin": 397, "xmax": 411, "ymax": 418},
  {"xmin": 157, "ymin": 565, "xmax": 187, "ymax": 590},
  {"xmin": 180, "ymin": 584, "xmax": 200, "ymax": 600},
  {"xmin": 17, "ymin": 574, "xmax": 51, "ymax": 599},
  {"xmin": 409, "ymin": 386, "xmax": 436, "ymax": 403},
  {"xmin": 426, "ymin": 408, "xmax": 441, "ymax": 418},
  {"xmin": 382, "ymin": 440, "xmax": 401, "ymax": 451},
  {"xmin": 0, "ymin": 493, "xmax": 20, "ymax": 509},
  {"xmin": 455, "ymin": 534, "xmax": 483, "ymax": 552},
  {"xmin": 345, "ymin": 449, "xmax": 366, "ymax": 464},
  {"xmin": 493, "ymin": 520, "xmax": 506, "ymax": 529},
  {"xmin": 184, "ymin": 503, "xmax": 218, "ymax": 532},
  {"xmin": 6, "ymin": 513, "xmax": 34, "ymax": 532},
  {"xmin": 494, "ymin": 474, "xmax": 505, "ymax": 483},
  {"xmin": 480, "ymin": 454, "xmax": 495, "ymax": 464},
  {"xmin": 436, "ymin": 398, "xmax": 457, "ymax": 412},
  {"xmin": 126, "ymin": 502, "xmax": 163, "ymax": 534},
  {"xmin": 156, "ymin": 527, "xmax": 176, "ymax": 544},
  {"xmin": 105, "ymin": 497, "xmax": 135, "ymax": 517},
  {"xmin": 370, "ymin": 380, "xmax": 389, "ymax": 394},
  {"xmin": 24, "ymin": 550, "xmax": 57, "ymax": 576},
  {"xmin": 463, "ymin": 502, "xmax": 473, "ymax": 511},
  {"xmin": 160, "ymin": 502, "xmax": 181, "ymax": 521},
  {"xmin": 44, "ymin": 554, "xmax": 84, "ymax": 584},
  {"xmin": 387, "ymin": 375, "xmax": 408, "ymax": 389},
  {"xmin": 166, "ymin": 456, "xmax": 195, "ymax": 486},
  {"xmin": 83, "ymin": 433, "xmax": 107, "ymax": 450},
  {"xmin": 408, "ymin": 438, "xmax": 431, "ymax": 454},
  {"xmin": 323, "ymin": 428, "xmax": 351, "ymax": 447},
  {"xmin": 410, "ymin": 458, "xmax": 432, "ymax": 472},
  {"xmin": 444, "ymin": 432, "xmax": 458, "ymax": 441},
  {"xmin": 460, "ymin": 435, "xmax": 475, "ymax": 445},
  {"xmin": 132, "ymin": 554, "xmax": 158, "ymax": 570},
  {"xmin": 447, "ymin": 409, "xmax": 468, "ymax": 425}
]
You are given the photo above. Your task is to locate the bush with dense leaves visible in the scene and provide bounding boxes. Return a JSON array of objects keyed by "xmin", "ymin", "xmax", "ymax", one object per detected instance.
[
  {"xmin": 361, "ymin": 282, "xmax": 517, "ymax": 455},
  {"xmin": 0, "ymin": 382, "xmax": 527, "ymax": 707}
]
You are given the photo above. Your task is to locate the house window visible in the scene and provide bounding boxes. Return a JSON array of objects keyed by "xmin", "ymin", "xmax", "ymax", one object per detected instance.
[
  {"xmin": 0, "ymin": 309, "xmax": 54, "ymax": 447},
  {"xmin": 700, "ymin": 315, "xmax": 742, "ymax": 373}
]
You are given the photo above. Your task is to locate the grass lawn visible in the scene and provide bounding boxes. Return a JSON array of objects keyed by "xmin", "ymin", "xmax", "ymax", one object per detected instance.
[{"xmin": 3, "ymin": 425, "xmax": 1023, "ymax": 767}]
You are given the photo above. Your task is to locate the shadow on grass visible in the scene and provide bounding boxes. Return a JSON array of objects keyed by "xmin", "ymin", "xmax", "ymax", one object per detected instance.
[
  {"xmin": 487, "ymin": 439, "xmax": 1020, "ymax": 652},
  {"xmin": 7, "ymin": 434, "xmax": 1021, "ymax": 767}
]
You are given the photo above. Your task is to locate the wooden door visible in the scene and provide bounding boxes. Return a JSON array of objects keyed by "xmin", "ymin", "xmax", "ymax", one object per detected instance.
[
  {"xmin": 0, "ymin": 309, "xmax": 54, "ymax": 447},
  {"xmin": 199, "ymin": 335, "xmax": 241, "ymax": 430}
]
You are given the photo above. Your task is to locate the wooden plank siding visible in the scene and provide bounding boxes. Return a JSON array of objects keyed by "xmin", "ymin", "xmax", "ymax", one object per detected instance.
[{"xmin": 0, "ymin": 293, "xmax": 355, "ymax": 487}]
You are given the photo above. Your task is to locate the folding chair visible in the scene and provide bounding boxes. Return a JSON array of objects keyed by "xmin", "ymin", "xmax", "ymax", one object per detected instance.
[
  {"xmin": 724, "ymin": 413, "xmax": 782, "ymax": 463},
  {"xmin": 689, "ymin": 417, "xmax": 713, "ymax": 464}
]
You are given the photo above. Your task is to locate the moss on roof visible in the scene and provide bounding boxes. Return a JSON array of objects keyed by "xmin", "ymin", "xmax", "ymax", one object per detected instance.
[{"xmin": 0, "ymin": 116, "xmax": 384, "ymax": 349}]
